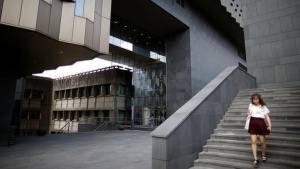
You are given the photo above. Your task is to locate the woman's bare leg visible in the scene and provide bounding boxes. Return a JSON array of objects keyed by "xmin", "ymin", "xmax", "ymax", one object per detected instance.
[
  {"xmin": 260, "ymin": 135, "xmax": 266, "ymax": 157},
  {"xmin": 251, "ymin": 134, "xmax": 258, "ymax": 160}
]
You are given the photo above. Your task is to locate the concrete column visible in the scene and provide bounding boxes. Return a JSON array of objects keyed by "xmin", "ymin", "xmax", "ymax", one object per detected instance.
[{"xmin": 0, "ymin": 47, "xmax": 19, "ymax": 146}]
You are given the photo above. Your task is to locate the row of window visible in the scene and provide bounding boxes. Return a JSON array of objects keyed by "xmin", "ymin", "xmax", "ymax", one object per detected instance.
[
  {"xmin": 54, "ymin": 84, "xmax": 133, "ymax": 100},
  {"xmin": 24, "ymin": 89, "xmax": 43, "ymax": 99},
  {"xmin": 52, "ymin": 110, "xmax": 126, "ymax": 122},
  {"xmin": 21, "ymin": 110, "xmax": 40, "ymax": 119}
]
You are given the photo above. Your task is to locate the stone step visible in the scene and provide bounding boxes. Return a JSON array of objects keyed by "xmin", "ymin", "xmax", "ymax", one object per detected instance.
[
  {"xmin": 232, "ymin": 99, "xmax": 300, "ymax": 104},
  {"xmin": 213, "ymin": 128, "xmax": 300, "ymax": 138},
  {"xmin": 217, "ymin": 123, "xmax": 300, "ymax": 131},
  {"xmin": 192, "ymin": 158, "xmax": 262, "ymax": 169},
  {"xmin": 210, "ymin": 133, "xmax": 300, "ymax": 145},
  {"xmin": 202, "ymin": 145, "xmax": 300, "ymax": 161},
  {"xmin": 238, "ymin": 88, "xmax": 300, "ymax": 94},
  {"xmin": 224, "ymin": 114, "xmax": 300, "ymax": 120},
  {"xmin": 220, "ymin": 119, "xmax": 300, "ymax": 125},
  {"xmin": 191, "ymin": 87, "xmax": 300, "ymax": 169},
  {"xmin": 229, "ymin": 103, "xmax": 300, "ymax": 109},
  {"xmin": 228, "ymin": 107, "xmax": 300, "ymax": 111},
  {"xmin": 206, "ymin": 139, "xmax": 300, "ymax": 153},
  {"xmin": 226, "ymin": 111, "xmax": 300, "ymax": 116},
  {"xmin": 237, "ymin": 92, "xmax": 300, "ymax": 97},
  {"xmin": 195, "ymin": 152, "xmax": 300, "ymax": 169},
  {"xmin": 234, "ymin": 97, "xmax": 300, "ymax": 103}
]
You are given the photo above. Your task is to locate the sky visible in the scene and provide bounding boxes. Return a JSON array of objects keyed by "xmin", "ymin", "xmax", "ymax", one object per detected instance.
[{"xmin": 33, "ymin": 58, "xmax": 130, "ymax": 79}]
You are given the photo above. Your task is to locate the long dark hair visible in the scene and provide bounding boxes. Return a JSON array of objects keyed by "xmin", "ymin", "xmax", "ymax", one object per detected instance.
[{"xmin": 251, "ymin": 93, "xmax": 266, "ymax": 106}]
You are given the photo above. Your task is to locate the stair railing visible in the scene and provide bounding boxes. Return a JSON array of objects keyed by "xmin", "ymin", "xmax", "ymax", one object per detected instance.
[
  {"xmin": 93, "ymin": 121, "xmax": 108, "ymax": 131},
  {"xmin": 55, "ymin": 121, "xmax": 70, "ymax": 134}
]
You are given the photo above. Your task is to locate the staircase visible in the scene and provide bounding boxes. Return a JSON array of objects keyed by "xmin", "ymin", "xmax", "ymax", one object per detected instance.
[{"xmin": 190, "ymin": 87, "xmax": 300, "ymax": 169}]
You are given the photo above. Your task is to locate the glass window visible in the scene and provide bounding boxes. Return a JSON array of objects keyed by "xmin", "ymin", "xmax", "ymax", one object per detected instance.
[
  {"xmin": 105, "ymin": 84, "xmax": 111, "ymax": 95},
  {"xmin": 70, "ymin": 111, "xmax": 75, "ymax": 121},
  {"xmin": 54, "ymin": 91, "xmax": 59, "ymax": 99},
  {"xmin": 24, "ymin": 89, "xmax": 31, "ymax": 98},
  {"xmin": 103, "ymin": 110, "xmax": 110, "ymax": 121},
  {"xmin": 118, "ymin": 111, "xmax": 125, "ymax": 121},
  {"xmin": 31, "ymin": 90, "xmax": 43, "ymax": 99},
  {"xmin": 79, "ymin": 87, "xmax": 86, "ymax": 97},
  {"xmin": 73, "ymin": 88, "xmax": 79, "ymax": 98},
  {"xmin": 66, "ymin": 89, "xmax": 72, "ymax": 98},
  {"xmin": 75, "ymin": 0, "xmax": 84, "ymax": 17},
  {"xmin": 119, "ymin": 84, "xmax": 126, "ymax": 95},
  {"xmin": 60, "ymin": 90, "xmax": 65, "ymax": 99},
  {"xmin": 96, "ymin": 85, "xmax": 102, "ymax": 96},
  {"xmin": 88, "ymin": 86, "xmax": 94, "ymax": 97},
  {"xmin": 53, "ymin": 111, "xmax": 58, "ymax": 120},
  {"xmin": 29, "ymin": 111, "xmax": 40, "ymax": 119},
  {"xmin": 21, "ymin": 111, "xmax": 28, "ymax": 119}
]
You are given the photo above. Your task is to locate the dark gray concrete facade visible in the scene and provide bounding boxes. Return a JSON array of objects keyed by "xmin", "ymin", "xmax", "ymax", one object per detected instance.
[
  {"xmin": 151, "ymin": 66, "xmax": 256, "ymax": 169},
  {"xmin": 152, "ymin": 0, "xmax": 247, "ymax": 116},
  {"xmin": 242, "ymin": 0, "xmax": 300, "ymax": 88}
]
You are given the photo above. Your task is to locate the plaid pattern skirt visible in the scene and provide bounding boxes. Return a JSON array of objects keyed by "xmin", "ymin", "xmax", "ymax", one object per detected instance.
[{"xmin": 248, "ymin": 117, "xmax": 269, "ymax": 135}]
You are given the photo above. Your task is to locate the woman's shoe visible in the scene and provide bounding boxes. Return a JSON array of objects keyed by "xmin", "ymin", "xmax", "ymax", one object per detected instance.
[
  {"xmin": 262, "ymin": 155, "xmax": 267, "ymax": 162},
  {"xmin": 253, "ymin": 159, "xmax": 259, "ymax": 165}
]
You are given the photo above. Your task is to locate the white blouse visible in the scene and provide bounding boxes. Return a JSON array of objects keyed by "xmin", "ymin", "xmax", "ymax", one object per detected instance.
[{"xmin": 248, "ymin": 103, "xmax": 270, "ymax": 119}]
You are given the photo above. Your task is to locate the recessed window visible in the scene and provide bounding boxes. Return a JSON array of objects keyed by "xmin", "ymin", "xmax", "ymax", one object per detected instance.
[{"xmin": 75, "ymin": 0, "xmax": 84, "ymax": 17}]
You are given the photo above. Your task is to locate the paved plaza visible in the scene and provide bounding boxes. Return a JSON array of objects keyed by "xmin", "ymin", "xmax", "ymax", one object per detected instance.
[{"xmin": 0, "ymin": 130, "xmax": 152, "ymax": 169}]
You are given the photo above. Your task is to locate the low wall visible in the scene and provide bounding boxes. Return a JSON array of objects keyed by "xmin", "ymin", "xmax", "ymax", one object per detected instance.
[{"xmin": 150, "ymin": 66, "xmax": 256, "ymax": 169}]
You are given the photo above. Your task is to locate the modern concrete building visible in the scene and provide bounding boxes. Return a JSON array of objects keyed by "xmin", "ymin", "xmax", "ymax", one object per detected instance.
[
  {"xmin": 1, "ymin": 1, "xmax": 299, "ymax": 168},
  {"xmin": 13, "ymin": 66, "xmax": 134, "ymax": 134},
  {"xmin": 51, "ymin": 66, "xmax": 133, "ymax": 133},
  {"xmin": 14, "ymin": 76, "xmax": 53, "ymax": 135}
]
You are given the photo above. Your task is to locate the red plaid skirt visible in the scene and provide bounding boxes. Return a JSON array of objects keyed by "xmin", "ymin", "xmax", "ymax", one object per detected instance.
[{"xmin": 248, "ymin": 117, "xmax": 269, "ymax": 135}]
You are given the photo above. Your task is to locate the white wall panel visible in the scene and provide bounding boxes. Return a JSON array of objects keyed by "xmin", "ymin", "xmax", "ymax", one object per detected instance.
[
  {"xmin": 67, "ymin": 99, "xmax": 74, "ymax": 108},
  {"xmin": 87, "ymin": 97, "xmax": 95, "ymax": 110},
  {"xmin": 80, "ymin": 98, "xmax": 87, "ymax": 109},
  {"xmin": 102, "ymin": 0, "xmax": 111, "ymax": 19},
  {"xmin": 74, "ymin": 98, "xmax": 80, "ymax": 108},
  {"xmin": 59, "ymin": 2, "xmax": 75, "ymax": 42},
  {"xmin": 56, "ymin": 100, "xmax": 62, "ymax": 109},
  {"xmin": 1, "ymin": 0, "xmax": 22, "ymax": 25},
  {"xmin": 20, "ymin": 0, "xmax": 39, "ymax": 29},
  {"xmin": 96, "ymin": 97, "xmax": 104, "ymax": 109},
  {"xmin": 62, "ymin": 99, "xmax": 68, "ymax": 109},
  {"xmin": 83, "ymin": 0, "xmax": 95, "ymax": 21},
  {"xmin": 99, "ymin": 17, "xmax": 110, "ymax": 54},
  {"xmin": 72, "ymin": 16, "xmax": 86, "ymax": 44}
]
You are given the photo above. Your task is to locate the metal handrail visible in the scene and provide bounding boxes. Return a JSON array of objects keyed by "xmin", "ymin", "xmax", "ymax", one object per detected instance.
[
  {"xmin": 55, "ymin": 121, "xmax": 70, "ymax": 134},
  {"xmin": 93, "ymin": 121, "xmax": 108, "ymax": 131}
]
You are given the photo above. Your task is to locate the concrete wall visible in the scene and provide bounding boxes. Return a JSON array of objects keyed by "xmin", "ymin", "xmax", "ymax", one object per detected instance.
[
  {"xmin": 152, "ymin": 0, "xmax": 247, "ymax": 116},
  {"xmin": 150, "ymin": 66, "xmax": 256, "ymax": 169},
  {"xmin": 242, "ymin": 0, "xmax": 300, "ymax": 88}
]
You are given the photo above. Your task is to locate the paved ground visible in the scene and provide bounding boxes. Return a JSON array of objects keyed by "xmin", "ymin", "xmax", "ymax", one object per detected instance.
[{"xmin": 0, "ymin": 130, "xmax": 152, "ymax": 169}]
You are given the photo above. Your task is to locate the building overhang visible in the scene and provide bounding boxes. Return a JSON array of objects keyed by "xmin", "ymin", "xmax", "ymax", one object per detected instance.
[{"xmin": 0, "ymin": 24, "xmax": 102, "ymax": 77}]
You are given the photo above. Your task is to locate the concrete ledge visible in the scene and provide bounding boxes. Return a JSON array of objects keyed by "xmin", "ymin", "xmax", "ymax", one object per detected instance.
[{"xmin": 150, "ymin": 66, "xmax": 256, "ymax": 169}]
